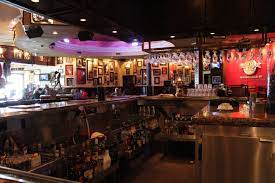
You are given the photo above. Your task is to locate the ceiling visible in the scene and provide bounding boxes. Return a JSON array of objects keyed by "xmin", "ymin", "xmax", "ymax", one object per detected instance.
[{"xmin": 1, "ymin": 0, "xmax": 275, "ymax": 42}]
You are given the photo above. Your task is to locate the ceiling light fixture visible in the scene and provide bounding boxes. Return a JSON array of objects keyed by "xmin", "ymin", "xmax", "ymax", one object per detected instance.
[
  {"xmin": 131, "ymin": 39, "xmax": 139, "ymax": 46},
  {"xmin": 34, "ymin": 48, "xmax": 38, "ymax": 51},
  {"xmin": 52, "ymin": 31, "xmax": 58, "ymax": 35},
  {"xmin": 63, "ymin": 38, "xmax": 70, "ymax": 43},
  {"xmin": 210, "ymin": 32, "xmax": 215, "ymax": 35},
  {"xmin": 31, "ymin": 0, "xmax": 39, "ymax": 3},
  {"xmin": 170, "ymin": 35, "xmax": 175, "ymax": 38},
  {"xmin": 80, "ymin": 18, "xmax": 87, "ymax": 22},
  {"xmin": 112, "ymin": 30, "xmax": 118, "ymax": 34},
  {"xmin": 254, "ymin": 28, "xmax": 260, "ymax": 32}
]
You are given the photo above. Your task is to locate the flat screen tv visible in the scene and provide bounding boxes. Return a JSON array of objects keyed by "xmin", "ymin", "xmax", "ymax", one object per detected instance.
[{"xmin": 39, "ymin": 74, "xmax": 50, "ymax": 81}]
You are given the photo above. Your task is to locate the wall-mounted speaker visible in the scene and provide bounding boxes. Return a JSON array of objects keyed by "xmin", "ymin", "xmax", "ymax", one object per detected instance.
[
  {"xmin": 78, "ymin": 31, "xmax": 94, "ymax": 41},
  {"xmin": 25, "ymin": 25, "xmax": 44, "ymax": 38}
]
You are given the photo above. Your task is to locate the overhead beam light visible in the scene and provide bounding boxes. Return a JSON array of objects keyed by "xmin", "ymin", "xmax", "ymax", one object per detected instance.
[
  {"xmin": 170, "ymin": 35, "xmax": 175, "ymax": 38},
  {"xmin": 132, "ymin": 39, "xmax": 139, "ymax": 46},
  {"xmin": 52, "ymin": 31, "xmax": 58, "ymax": 35},
  {"xmin": 254, "ymin": 28, "xmax": 260, "ymax": 32},
  {"xmin": 112, "ymin": 30, "xmax": 118, "ymax": 34},
  {"xmin": 80, "ymin": 18, "xmax": 86, "ymax": 22},
  {"xmin": 63, "ymin": 38, "xmax": 70, "ymax": 43},
  {"xmin": 31, "ymin": 0, "xmax": 39, "ymax": 3},
  {"xmin": 210, "ymin": 32, "xmax": 215, "ymax": 35}
]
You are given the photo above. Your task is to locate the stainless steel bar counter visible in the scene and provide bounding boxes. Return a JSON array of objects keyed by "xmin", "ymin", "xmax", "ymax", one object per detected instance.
[{"xmin": 192, "ymin": 102, "xmax": 275, "ymax": 183}]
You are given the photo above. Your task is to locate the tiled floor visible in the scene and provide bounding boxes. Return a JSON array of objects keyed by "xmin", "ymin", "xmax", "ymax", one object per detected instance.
[{"xmin": 122, "ymin": 154, "xmax": 195, "ymax": 183}]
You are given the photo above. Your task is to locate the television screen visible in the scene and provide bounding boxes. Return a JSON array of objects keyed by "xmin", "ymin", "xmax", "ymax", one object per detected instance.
[{"xmin": 39, "ymin": 74, "xmax": 49, "ymax": 81}]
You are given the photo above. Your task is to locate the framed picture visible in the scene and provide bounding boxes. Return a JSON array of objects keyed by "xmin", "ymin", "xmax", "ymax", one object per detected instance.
[
  {"xmin": 152, "ymin": 62, "xmax": 159, "ymax": 67},
  {"xmin": 57, "ymin": 57, "xmax": 63, "ymax": 64},
  {"xmin": 114, "ymin": 73, "xmax": 118, "ymax": 80},
  {"xmin": 162, "ymin": 67, "xmax": 168, "ymax": 75},
  {"xmin": 82, "ymin": 59, "xmax": 86, "ymax": 67},
  {"xmin": 104, "ymin": 75, "xmax": 108, "ymax": 83},
  {"xmin": 141, "ymin": 69, "xmax": 147, "ymax": 85},
  {"xmin": 65, "ymin": 65, "xmax": 73, "ymax": 75},
  {"xmin": 98, "ymin": 68, "xmax": 103, "ymax": 75},
  {"xmin": 160, "ymin": 63, "xmax": 167, "ymax": 66},
  {"xmin": 93, "ymin": 68, "xmax": 98, "ymax": 78},
  {"xmin": 93, "ymin": 78, "xmax": 98, "ymax": 86},
  {"xmin": 110, "ymin": 72, "xmax": 114, "ymax": 82},
  {"xmin": 87, "ymin": 59, "xmax": 93, "ymax": 80},
  {"xmin": 133, "ymin": 63, "xmax": 137, "ymax": 73},
  {"xmin": 154, "ymin": 77, "xmax": 160, "ymax": 84},
  {"xmin": 66, "ymin": 78, "xmax": 74, "ymax": 86},
  {"xmin": 98, "ymin": 59, "xmax": 103, "ymax": 66},
  {"xmin": 126, "ymin": 68, "xmax": 130, "ymax": 75},
  {"xmin": 58, "ymin": 69, "xmax": 63, "ymax": 73},
  {"xmin": 77, "ymin": 58, "xmax": 82, "ymax": 67},
  {"xmin": 93, "ymin": 59, "xmax": 97, "ymax": 68},
  {"xmin": 76, "ymin": 68, "xmax": 86, "ymax": 84},
  {"xmin": 136, "ymin": 76, "xmax": 142, "ymax": 85},
  {"xmin": 137, "ymin": 61, "xmax": 143, "ymax": 67},
  {"xmin": 110, "ymin": 61, "xmax": 115, "ymax": 71},
  {"xmin": 104, "ymin": 63, "xmax": 109, "ymax": 75},
  {"xmin": 153, "ymin": 69, "xmax": 161, "ymax": 76},
  {"xmin": 212, "ymin": 76, "xmax": 221, "ymax": 84},
  {"xmin": 98, "ymin": 77, "xmax": 102, "ymax": 85}
]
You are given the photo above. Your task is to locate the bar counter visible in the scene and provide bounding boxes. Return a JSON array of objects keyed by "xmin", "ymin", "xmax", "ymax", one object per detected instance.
[
  {"xmin": 0, "ymin": 96, "xmax": 140, "ymax": 121},
  {"xmin": 193, "ymin": 103, "xmax": 275, "ymax": 128}
]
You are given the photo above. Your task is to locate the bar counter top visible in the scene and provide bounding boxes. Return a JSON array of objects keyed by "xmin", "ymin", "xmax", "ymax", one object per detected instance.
[
  {"xmin": 193, "ymin": 103, "xmax": 275, "ymax": 128},
  {"xmin": 0, "ymin": 96, "xmax": 140, "ymax": 121}
]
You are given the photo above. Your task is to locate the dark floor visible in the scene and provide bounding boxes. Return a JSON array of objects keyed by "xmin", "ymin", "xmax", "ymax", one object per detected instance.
[{"xmin": 121, "ymin": 154, "xmax": 195, "ymax": 183}]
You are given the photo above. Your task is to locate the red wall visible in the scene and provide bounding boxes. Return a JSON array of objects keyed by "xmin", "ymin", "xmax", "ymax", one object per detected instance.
[{"xmin": 224, "ymin": 47, "xmax": 268, "ymax": 88}]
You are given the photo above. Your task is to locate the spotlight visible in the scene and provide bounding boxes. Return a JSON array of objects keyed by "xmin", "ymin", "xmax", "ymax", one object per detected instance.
[
  {"xmin": 131, "ymin": 39, "xmax": 139, "ymax": 46},
  {"xmin": 170, "ymin": 35, "xmax": 175, "ymax": 39},
  {"xmin": 63, "ymin": 38, "xmax": 70, "ymax": 43},
  {"xmin": 112, "ymin": 30, "xmax": 118, "ymax": 34},
  {"xmin": 210, "ymin": 32, "xmax": 215, "ymax": 35},
  {"xmin": 254, "ymin": 28, "xmax": 260, "ymax": 32},
  {"xmin": 31, "ymin": 0, "xmax": 39, "ymax": 3},
  {"xmin": 52, "ymin": 31, "xmax": 58, "ymax": 35},
  {"xmin": 80, "ymin": 18, "xmax": 87, "ymax": 22}
]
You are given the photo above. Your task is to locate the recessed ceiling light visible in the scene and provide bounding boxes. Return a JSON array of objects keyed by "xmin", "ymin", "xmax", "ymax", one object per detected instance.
[
  {"xmin": 254, "ymin": 28, "xmax": 260, "ymax": 32},
  {"xmin": 31, "ymin": 0, "xmax": 39, "ymax": 3},
  {"xmin": 80, "ymin": 18, "xmax": 86, "ymax": 22},
  {"xmin": 170, "ymin": 35, "xmax": 175, "ymax": 38},
  {"xmin": 112, "ymin": 30, "xmax": 118, "ymax": 34},
  {"xmin": 52, "ymin": 31, "xmax": 58, "ymax": 35},
  {"xmin": 34, "ymin": 48, "xmax": 38, "ymax": 51},
  {"xmin": 63, "ymin": 38, "xmax": 70, "ymax": 43},
  {"xmin": 210, "ymin": 32, "xmax": 215, "ymax": 35},
  {"xmin": 132, "ymin": 39, "xmax": 139, "ymax": 46}
]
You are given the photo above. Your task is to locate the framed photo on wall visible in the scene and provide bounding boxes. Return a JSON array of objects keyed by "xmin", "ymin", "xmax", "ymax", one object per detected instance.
[
  {"xmin": 104, "ymin": 63, "xmax": 109, "ymax": 75},
  {"xmin": 77, "ymin": 58, "xmax": 82, "ymax": 67},
  {"xmin": 110, "ymin": 61, "xmax": 115, "ymax": 71},
  {"xmin": 162, "ymin": 67, "xmax": 168, "ymax": 75},
  {"xmin": 93, "ymin": 59, "xmax": 98, "ymax": 68},
  {"xmin": 98, "ymin": 59, "xmax": 103, "ymax": 66},
  {"xmin": 126, "ymin": 68, "xmax": 130, "ymax": 75},
  {"xmin": 65, "ymin": 65, "xmax": 73, "ymax": 75},
  {"xmin": 82, "ymin": 59, "xmax": 86, "ymax": 67},
  {"xmin": 110, "ymin": 72, "xmax": 114, "ymax": 82},
  {"xmin": 76, "ymin": 68, "xmax": 86, "ymax": 84},
  {"xmin": 114, "ymin": 73, "xmax": 118, "ymax": 80},
  {"xmin": 66, "ymin": 78, "xmax": 74, "ymax": 86},
  {"xmin": 98, "ymin": 68, "xmax": 103, "ymax": 75},
  {"xmin": 154, "ymin": 77, "xmax": 160, "ymax": 84},
  {"xmin": 93, "ymin": 78, "xmax": 98, "ymax": 86},
  {"xmin": 93, "ymin": 68, "xmax": 98, "ymax": 78},
  {"xmin": 98, "ymin": 77, "xmax": 102, "ymax": 85},
  {"xmin": 57, "ymin": 57, "xmax": 63, "ymax": 64},
  {"xmin": 137, "ymin": 61, "xmax": 143, "ymax": 67},
  {"xmin": 87, "ymin": 60, "xmax": 93, "ymax": 80},
  {"xmin": 153, "ymin": 69, "xmax": 161, "ymax": 76},
  {"xmin": 133, "ymin": 63, "xmax": 137, "ymax": 73}
]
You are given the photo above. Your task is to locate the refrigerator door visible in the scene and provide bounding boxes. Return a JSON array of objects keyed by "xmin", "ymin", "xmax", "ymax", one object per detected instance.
[{"xmin": 202, "ymin": 135, "xmax": 274, "ymax": 183}]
